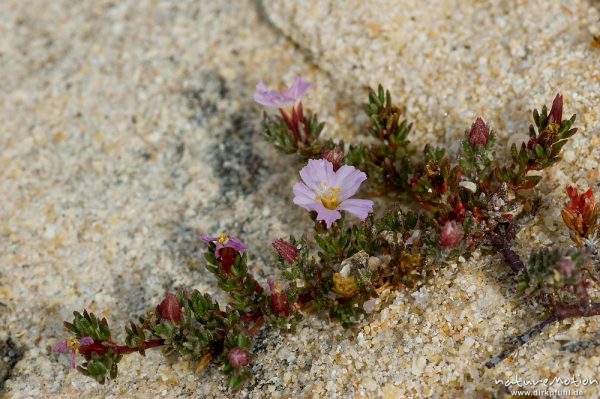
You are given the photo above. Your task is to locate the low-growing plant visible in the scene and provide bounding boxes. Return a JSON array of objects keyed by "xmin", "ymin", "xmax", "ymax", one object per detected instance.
[{"xmin": 54, "ymin": 77, "xmax": 599, "ymax": 390}]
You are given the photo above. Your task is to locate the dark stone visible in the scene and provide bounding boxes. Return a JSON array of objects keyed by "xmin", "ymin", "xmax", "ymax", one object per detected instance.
[{"xmin": 0, "ymin": 337, "xmax": 24, "ymax": 392}]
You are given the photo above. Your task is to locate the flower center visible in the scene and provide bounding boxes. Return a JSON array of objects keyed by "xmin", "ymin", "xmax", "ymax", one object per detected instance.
[
  {"xmin": 66, "ymin": 337, "xmax": 80, "ymax": 353},
  {"xmin": 316, "ymin": 182, "xmax": 341, "ymax": 210},
  {"xmin": 217, "ymin": 233, "xmax": 229, "ymax": 245}
]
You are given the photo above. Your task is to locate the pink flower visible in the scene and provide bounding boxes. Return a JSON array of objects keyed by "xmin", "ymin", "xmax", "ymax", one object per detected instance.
[
  {"xmin": 200, "ymin": 233, "xmax": 247, "ymax": 259},
  {"xmin": 54, "ymin": 336, "xmax": 94, "ymax": 368},
  {"xmin": 440, "ymin": 220, "xmax": 463, "ymax": 249},
  {"xmin": 253, "ymin": 77, "xmax": 313, "ymax": 108},
  {"xmin": 293, "ymin": 159, "xmax": 374, "ymax": 228}
]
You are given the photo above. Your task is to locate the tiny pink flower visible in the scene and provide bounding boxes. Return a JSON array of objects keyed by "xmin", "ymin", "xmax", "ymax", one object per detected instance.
[
  {"xmin": 200, "ymin": 233, "xmax": 247, "ymax": 259},
  {"xmin": 440, "ymin": 220, "xmax": 463, "ymax": 249},
  {"xmin": 253, "ymin": 77, "xmax": 313, "ymax": 108},
  {"xmin": 54, "ymin": 336, "xmax": 94, "ymax": 368},
  {"xmin": 293, "ymin": 159, "xmax": 374, "ymax": 228}
]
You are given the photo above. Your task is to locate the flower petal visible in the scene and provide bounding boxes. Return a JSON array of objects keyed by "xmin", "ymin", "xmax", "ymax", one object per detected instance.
[
  {"xmin": 226, "ymin": 236, "xmax": 248, "ymax": 253},
  {"xmin": 200, "ymin": 236, "xmax": 218, "ymax": 243},
  {"xmin": 253, "ymin": 81, "xmax": 293, "ymax": 108},
  {"xmin": 293, "ymin": 182, "xmax": 317, "ymax": 209},
  {"xmin": 54, "ymin": 341, "xmax": 69, "ymax": 353},
  {"xmin": 312, "ymin": 202, "xmax": 342, "ymax": 228},
  {"xmin": 284, "ymin": 77, "xmax": 313, "ymax": 102},
  {"xmin": 334, "ymin": 165, "xmax": 367, "ymax": 201},
  {"xmin": 299, "ymin": 159, "xmax": 335, "ymax": 190},
  {"xmin": 70, "ymin": 351, "xmax": 77, "ymax": 368},
  {"xmin": 338, "ymin": 199, "xmax": 374, "ymax": 221}
]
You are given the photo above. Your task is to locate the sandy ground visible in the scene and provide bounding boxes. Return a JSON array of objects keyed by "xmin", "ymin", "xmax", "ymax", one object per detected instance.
[{"xmin": 1, "ymin": 0, "xmax": 600, "ymax": 397}]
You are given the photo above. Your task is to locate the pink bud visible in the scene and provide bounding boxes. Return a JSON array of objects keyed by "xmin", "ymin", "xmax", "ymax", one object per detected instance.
[
  {"xmin": 268, "ymin": 277, "xmax": 292, "ymax": 317},
  {"xmin": 322, "ymin": 146, "xmax": 345, "ymax": 171},
  {"xmin": 158, "ymin": 293, "xmax": 182, "ymax": 324},
  {"xmin": 469, "ymin": 117, "xmax": 490, "ymax": 146},
  {"xmin": 556, "ymin": 257, "xmax": 575, "ymax": 279},
  {"xmin": 549, "ymin": 93, "xmax": 563, "ymax": 124},
  {"xmin": 272, "ymin": 239, "xmax": 300, "ymax": 263},
  {"xmin": 440, "ymin": 220, "xmax": 463, "ymax": 249},
  {"xmin": 227, "ymin": 347, "xmax": 250, "ymax": 368}
]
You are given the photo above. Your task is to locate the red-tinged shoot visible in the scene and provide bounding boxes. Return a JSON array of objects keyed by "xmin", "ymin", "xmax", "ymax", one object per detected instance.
[{"xmin": 561, "ymin": 185, "xmax": 599, "ymax": 245}]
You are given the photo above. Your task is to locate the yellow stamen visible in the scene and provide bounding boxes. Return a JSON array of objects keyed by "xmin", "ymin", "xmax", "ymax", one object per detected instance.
[
  {"xmin": 316, "ymin": 182, "xmax": 342, "ymax": 210},
  {"xmin": 217, "ymin": 233, "xmax": 229, "ymax": 245},
  {"xmin": 271, "ymin": 281, "xmax": 281, "ymax": 293},
  {"xmin": 66, "ymin": 337, "xmax": 80, "ymax": 355}
]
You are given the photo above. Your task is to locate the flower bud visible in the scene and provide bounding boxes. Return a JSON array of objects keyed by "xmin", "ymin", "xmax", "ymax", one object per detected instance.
[
  {"xmin": 268, "ymin": 277, "xmax": 292, "ymax": 317},
  {"xmin": 158, "ymin": 293, "xmax": 182, "ymax": 324},
  {"xmin": 272, "ymin": 239, "xmax": 300, "ymax": 263},
  {"xmin": 440, "ymin": 220, "xmax": 463, "ymax": 249},
  {"xmin": 322, "ymin": 145, "xmax": 345, "ymax": 171},
  {"xmin": 549, "ymin": 93, "xmax": 563, "ymax": 124},
  {"xmin": 227, "ymin": 347, "xmax": 250, "ymax": 368},
  {"xmin": 469, "ymin": 117, "xmax": 490, "ymax": 146},
  {"xmin": 218, "ymin": 247, "xmax": 237, "ymax": 274}
]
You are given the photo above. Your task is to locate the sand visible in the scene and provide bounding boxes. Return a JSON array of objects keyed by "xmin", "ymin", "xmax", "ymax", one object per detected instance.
[{"xmin": 1, "ymin": 0, "xmax": 600, "ymax": 397}]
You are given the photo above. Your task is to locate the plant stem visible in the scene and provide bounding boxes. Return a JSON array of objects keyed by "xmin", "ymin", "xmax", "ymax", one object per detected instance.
[
  {"xmin": 79, "ymin": 339, "xmax": 165, "ymax": 357},
  {"xmin": 486, "ymin": 302, "xmax": 600, "ymax": 368},
  {"xmin": 491, "ymin": 234, "xmax": 524, "ymax": 273},
  {"xmin": 485, "ymin": 314, "xmax": 557, "ymax": 369}
]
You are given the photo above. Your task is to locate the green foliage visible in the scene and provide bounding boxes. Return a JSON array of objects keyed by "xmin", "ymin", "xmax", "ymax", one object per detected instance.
[
  {"xmin": 205, "ymin": 250, "xmax": 265, "ymax": 314},
  {"xmin": 262, "ymin": 114, "xmax": 298, "ymax": 154},
  {"xmin": 64, "ymin": 310, "xmax": 111, "ymax": 342},
  {"xmin": 459, "ymin": 130, "xmax": 496, "ymax": 181},
  {"xmin": 364, "ymin": 84, "xmax": 412, "ymax": 149},
  {"xmin": 261, "ymin": 108, "xmax": 326, "ymax": 158},
  {"xmin": 78, "ymin": 350, "xmax": 122, "ymax": 385},
  {"xmin": 125, "ymin": 317, "xmax": 151, "ymax": 355},
  {"xmin": 518, "ymin": 248, "xmax": 590, "ymax": 305},
  {"xmin": 496, "ymin": 103, "xmax": 577, "ymax": 191}
]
